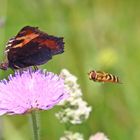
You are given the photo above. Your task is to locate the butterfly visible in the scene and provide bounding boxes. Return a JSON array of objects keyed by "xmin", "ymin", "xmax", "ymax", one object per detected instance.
[
  {"xmin": 0, "ymin": 26, "xmax": 64, "ymax": 70},
  {"xmin": 88, "ymin": 70, "xmax": 121, "ymax": 84}
]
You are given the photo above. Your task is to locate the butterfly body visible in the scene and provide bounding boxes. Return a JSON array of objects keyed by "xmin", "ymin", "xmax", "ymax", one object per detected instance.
[
  {"xmin": 0, "ymin": 26, "xmax": 64, "ymax": 70},
  {"xmin": 88, "ymin": 70, "xmax": 120, "ymax": 83}
]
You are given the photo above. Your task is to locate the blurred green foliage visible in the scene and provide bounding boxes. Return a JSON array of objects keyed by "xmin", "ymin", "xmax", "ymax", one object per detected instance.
[{"xmin": 0, "ymin": 0, "xmax": 140, "ymax": 140}]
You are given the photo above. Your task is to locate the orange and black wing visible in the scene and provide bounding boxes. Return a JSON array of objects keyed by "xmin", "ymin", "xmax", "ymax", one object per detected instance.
[{"xmin": 5, "ymin": 26, "xmax": 64, "ymax": 69}]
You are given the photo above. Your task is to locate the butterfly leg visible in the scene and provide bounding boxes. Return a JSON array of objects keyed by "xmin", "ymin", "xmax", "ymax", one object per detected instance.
[{"xmin": 33, "ymin": 66, "xmax": 38, "ymax": 71}]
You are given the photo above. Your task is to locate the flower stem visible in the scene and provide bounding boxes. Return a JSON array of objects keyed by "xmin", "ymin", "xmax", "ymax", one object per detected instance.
[{"xmin": 31, "ymin": 111, "xmax": 40, "ymax": 140}]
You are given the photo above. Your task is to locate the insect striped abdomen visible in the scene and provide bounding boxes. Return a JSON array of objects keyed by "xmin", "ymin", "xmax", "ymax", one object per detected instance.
[{"xmin": 88, "ymin": 70, "xmax": 121, "ymax": 84}]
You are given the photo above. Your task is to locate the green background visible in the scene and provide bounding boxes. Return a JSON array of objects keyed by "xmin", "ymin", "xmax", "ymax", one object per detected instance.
[{"xmin": 0, "ymin": 0, "xmax": 140, "ymax": 140}]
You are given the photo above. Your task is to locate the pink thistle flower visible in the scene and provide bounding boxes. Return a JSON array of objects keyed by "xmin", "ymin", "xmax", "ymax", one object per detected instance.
[
  {"xmin": 89, "ymin": 132, "xmax": 109, "ymax": 140},
  {"xmin": 0, "ymin": 69, "xmax": 68, "ymax": 115}
]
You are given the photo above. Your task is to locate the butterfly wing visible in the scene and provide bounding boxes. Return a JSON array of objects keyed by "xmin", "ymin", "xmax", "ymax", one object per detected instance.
[
  {"xmin": 5, "ymin": 26, "xmax": 40, "ymax": 52},
  {"xmin": 6, "ymin": 26, "xmax": 64, "ymax": 69}
]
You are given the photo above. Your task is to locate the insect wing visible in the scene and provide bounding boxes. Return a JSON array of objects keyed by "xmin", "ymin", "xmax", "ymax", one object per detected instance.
[{"xmin": 4, "ymin": 26, "xmax": 64, "ymax": 69}]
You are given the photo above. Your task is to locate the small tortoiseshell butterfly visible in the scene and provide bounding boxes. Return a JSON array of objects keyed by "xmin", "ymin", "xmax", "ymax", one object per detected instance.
[{"xmin": 0, "ymin": 26, "xmax": 64, "ymax": 70}]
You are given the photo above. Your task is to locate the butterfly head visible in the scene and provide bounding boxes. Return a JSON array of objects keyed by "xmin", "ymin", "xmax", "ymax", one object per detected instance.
[{"xmin": 0, "ymin": 62, "xmax": 8, "ymax": 70}]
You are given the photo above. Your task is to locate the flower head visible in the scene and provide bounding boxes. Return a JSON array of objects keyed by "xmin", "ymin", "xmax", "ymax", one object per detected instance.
[
  {"xmin": 59, "ymin": 69, "xmax": 82, "ymax": 103},
  {"xmin": 60, "ymin": 131, "xmax": 84, "ymax": 140},
  {"xmin": 0, "ymin": 69, "xmax": 68, "ymax": 115},
  {"xmin": 56, "ymin": 69, "xmax": 92, "ymax": 124},
  {"xmin": 89, "ymin": 132, "xmax": 109, "ymax": 140}
]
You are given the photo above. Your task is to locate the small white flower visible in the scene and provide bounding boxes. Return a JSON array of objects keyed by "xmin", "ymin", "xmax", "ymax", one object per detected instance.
[
  {"xmin": 89, "ymin": 132, "xmax": 109, "ymax": 140},
  {"xmin": 59, "ymin": 69, "xmax": 82, "ymax": 101},
  {"xmin": 56, "ymin": 69, "xmax": 92, "ymax": 124},
  {"xmin": 60, "ymin": 131, "xmax": 84, "ymax": 140}
]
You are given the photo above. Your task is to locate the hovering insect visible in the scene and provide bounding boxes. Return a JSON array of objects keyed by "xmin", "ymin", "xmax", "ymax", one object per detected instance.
[
  {"xmin": 88, "ymin": 70, "xmax": 121, "ymax": 84},
  {"xmin": 0, "ymin": 26, "xmax": 64, "ymax": 70}
]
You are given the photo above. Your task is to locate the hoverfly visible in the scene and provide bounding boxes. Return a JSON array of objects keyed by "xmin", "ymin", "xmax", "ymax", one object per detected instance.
[{"xmin": 88, "ymin": 70, "xmax": 121, "ymax": 84}]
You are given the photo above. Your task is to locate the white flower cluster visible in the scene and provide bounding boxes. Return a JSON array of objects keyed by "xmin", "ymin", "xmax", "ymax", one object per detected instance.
[
  {"xmin": 89, "ymin": 132, "xmax": 109, "ymax": 140},
  {"xmin": 56, "ymin": 69, "xmax": 92, "ymax": 124},
  {"xmin": 60, "ymin": 131, "xmax": 84, "ymax": 140}
]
